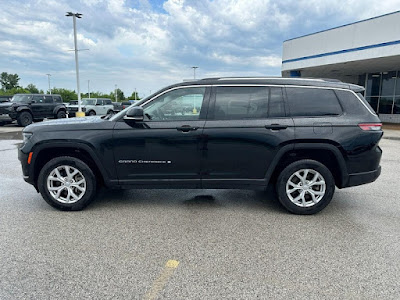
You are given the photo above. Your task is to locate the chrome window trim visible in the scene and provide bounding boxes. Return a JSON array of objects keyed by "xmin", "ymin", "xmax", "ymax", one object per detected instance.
[{"xmin": 138, "ymin": 84, "xmax": 376, "ymax": 116}]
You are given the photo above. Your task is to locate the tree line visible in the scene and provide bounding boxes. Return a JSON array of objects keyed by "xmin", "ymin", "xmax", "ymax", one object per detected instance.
[{"xmin": 0, "ymin": 72, "xmax": 140, "ymax": 102}]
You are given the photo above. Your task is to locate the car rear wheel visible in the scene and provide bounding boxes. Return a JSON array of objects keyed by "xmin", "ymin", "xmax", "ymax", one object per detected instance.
[
  {"xmin": 57, "ymin": 110, "xmax": 67, "ymax": 119},
  {"xmin": 88, "ymin": 110, "xmax": 96, "ymax": 116},
  {"xmin": 17, "ymin": 111, "xmax": 33, "ymax": 127},
  {"xmin": 38, "ymin": 156, "xmax": 97, "ymax": 211},
  {"xmin": 276, "ymin": 159, "xmax": 335, "ymax": 215}
]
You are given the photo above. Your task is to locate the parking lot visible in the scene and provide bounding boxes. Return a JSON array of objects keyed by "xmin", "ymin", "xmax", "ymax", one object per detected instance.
[{"xmin": 0, "ymin": 125, "xmax": 399, "ymax": 299}]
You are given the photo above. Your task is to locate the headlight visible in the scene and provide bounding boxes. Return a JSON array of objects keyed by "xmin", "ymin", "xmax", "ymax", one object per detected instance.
[{"xmin": 22, "ymin": 132, "xmax": 33, "ymax": 144}]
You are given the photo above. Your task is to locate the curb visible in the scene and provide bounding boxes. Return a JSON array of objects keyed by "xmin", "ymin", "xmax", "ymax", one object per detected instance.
[{"xmin": 383, "ymin": 136, "xmax": 400, "ymax": 141}]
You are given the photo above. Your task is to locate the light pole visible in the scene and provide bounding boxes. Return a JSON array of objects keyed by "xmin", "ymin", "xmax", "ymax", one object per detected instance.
[
  {"xmin": 66, "ymin": 12, "xmax": 84, "ymax": 117},
  {"xmin": 46, "ymin": 74, "xmax": 51, "ymax": 94},
  {"xmin": 191, "ymin": 66, "xmax": 198, "ymax": 79},
  {"xmin": 88, "ymin": 80, "xmax": 90, "ymax": 98},
  {"xmin": 115, "ymin": 84, "xmax": 117, "ymax": 102}
]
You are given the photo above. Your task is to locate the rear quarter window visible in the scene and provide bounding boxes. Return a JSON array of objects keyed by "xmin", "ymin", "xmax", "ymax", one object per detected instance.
[{"xmin": 286, "ymin": 87, "xmax": 342, "ymax": 117}]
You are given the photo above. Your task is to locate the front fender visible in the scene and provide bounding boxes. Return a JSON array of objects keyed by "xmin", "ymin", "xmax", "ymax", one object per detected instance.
[{"xmin": 16, "ymin": 106, "xmax": 32, "ymax": 114}]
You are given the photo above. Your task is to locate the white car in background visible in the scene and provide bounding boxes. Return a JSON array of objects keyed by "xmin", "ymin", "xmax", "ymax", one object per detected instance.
[{"xmin": 67, "ymin": 98, "xmax": 114, "ymax": 117}]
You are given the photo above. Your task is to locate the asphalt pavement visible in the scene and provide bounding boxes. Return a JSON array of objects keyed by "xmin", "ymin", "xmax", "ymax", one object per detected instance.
[{"xmin": 0, "ymin": 125, "xmax": 399, "ymax": 299}]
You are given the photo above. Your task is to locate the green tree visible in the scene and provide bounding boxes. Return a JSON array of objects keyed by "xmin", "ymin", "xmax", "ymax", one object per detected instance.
[
  {"xmin": 110, "ymin": 88, "xmax": 125, "ymax": 101},
  {"xmin": 0, "ymin": 87, "xmax": 29, "ymax": 95},
  {"xmin": 1, "ymin": 72, "xmax": 20, "ymax": 90},
  {"xmin": 128, "ymin": 91, "xmax": 140, "ymax": 101},
  {"xmin": 51, "ymin": 87, "xmax": 78, "ymax": 102},
  {"xmin": 26, "ymin": 83, "xmax": 39, "ymax": 93}
]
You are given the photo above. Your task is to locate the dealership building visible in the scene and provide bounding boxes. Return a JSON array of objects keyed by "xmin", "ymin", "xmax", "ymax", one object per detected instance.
[{"xmin": 282, "ymin": 10, "xmax": 400, "ymax": 123}]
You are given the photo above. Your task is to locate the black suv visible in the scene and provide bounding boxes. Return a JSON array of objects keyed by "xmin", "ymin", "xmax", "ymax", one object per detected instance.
[
  {"xmin": 18, "ymin": 78, "xmax": 382, "ymax": 214},
  {"xmin": 0, "ymin": 94, "xmax": 66, "ymax": 126}
]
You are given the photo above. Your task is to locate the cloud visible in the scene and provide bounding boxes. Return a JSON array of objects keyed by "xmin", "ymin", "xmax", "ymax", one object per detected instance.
[{"xmin": 1, "ymin": 0, "xmax": 400, "ymax": 96}]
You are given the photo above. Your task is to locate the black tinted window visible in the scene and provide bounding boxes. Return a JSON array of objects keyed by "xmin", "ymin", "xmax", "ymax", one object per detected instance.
[
  {"xmin": 214, "ymin": 87, "xmax": 269, "ymax": 119},
  {"xmin": 33, "ymin": 95, "xmax": 43, "ymax": 103},
  {"xmin": 104, "ymin": 99, "xmax": 112, "ymax": 105},
  {"xmin": 44, "ymin": 96, "xmax": 53, "ymax": 103},
  {"xmin": 53, "ymin": 96, "xmax": 62, "ymax": 103},
  {"xmin": 286, "ymin": 88, "xmax": 342, "ymax": 117}
]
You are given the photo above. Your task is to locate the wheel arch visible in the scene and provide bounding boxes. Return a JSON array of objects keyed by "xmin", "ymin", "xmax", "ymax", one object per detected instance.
[
  {"xmin": 265, "ymin": 142, "xmax": 348, "ymax": 188},
  {"xmin": 53, "ymin": 105, "xmax": 66, "ymax": 115},
  {"xmin": 31, "ymin": 143, "xmax": 113, "ymax": 189},
  {"xmin": 16, "ymin": 106, "xmax": 32, "ymax": 114}
]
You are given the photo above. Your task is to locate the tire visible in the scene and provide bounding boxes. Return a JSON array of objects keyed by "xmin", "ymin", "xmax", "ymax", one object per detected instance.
[
  {"xmin": 107, "ymin": 110, "xmax": 114, "ymax": 116},
  {"xmin": 17, "ymin": 111, "xmax": 33, "ymax": 127},
  {"xmin": 57, "ymin": 110, "xmax": 66, "ymax": 119},
  {"xmin": 0, "ymin": 121, "xmax": 4, "ymax": 126},
  {"xmin": 276, "ymin": 159, "xmax": 335, "ymax": 215},
  {"xmin": 88, "ymin": 110, "xmax": 96, "ymax": 116},
  {"xmin": 37, "ymin": 156, "xmax": 97, "ymax": 211}
]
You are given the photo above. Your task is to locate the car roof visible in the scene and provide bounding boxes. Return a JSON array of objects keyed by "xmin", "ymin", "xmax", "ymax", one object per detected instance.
[
  {"xmin": 14, "ymin": 94, "xmax": 62, "ymax": 96},
  {"xmin": 166, "ymin": 77, "xmax": 364, "ymax": 93}
]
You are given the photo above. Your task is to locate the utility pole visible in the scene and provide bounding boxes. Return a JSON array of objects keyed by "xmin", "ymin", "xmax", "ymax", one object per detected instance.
[
  {"xmin": 66, "ymin": 12, "xmax": 84, "ymax": 117},
  {"xmin": 88, "ymin": 80, "xmax": 90, "ymax": 98},
  {"xmin": 115, "ymin": 84, "xmax": 117, "ymax": 102},
  {"xmin": 46, "ymin": 74, "xmax": 51, "ymax": 94},
  {"xmin": 191, "ymin": 66, "xmax": 198, "ymax": 79}
]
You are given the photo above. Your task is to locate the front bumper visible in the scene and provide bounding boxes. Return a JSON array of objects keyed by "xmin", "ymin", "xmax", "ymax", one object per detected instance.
[
  {"xmin": 0, "ymin": 114, "xmax": 13, "ymax": 122},
  {"xmin": 18, "ymin": 148, "xmax": 34, "ymax": 185},
  {"xmin": 344, "ymin": 166, "xmax": 381, "ymax": 188}
]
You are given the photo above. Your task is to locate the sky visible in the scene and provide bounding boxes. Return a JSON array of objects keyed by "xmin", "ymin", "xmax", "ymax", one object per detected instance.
[{"xmin": 1, "ymin": 0, "xmax": 400, "ymax": 98}]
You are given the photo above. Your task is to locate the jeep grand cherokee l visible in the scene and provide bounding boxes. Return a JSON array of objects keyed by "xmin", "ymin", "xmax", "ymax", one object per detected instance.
[{"xmin": 18, "ymin": 77, "xmax": 382, "ymax": 214}]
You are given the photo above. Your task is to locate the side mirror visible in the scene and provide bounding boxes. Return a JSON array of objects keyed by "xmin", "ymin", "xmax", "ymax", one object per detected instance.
[{"xmin": 124, "ymin": 106, "xmax": 144, "ymax": 121}]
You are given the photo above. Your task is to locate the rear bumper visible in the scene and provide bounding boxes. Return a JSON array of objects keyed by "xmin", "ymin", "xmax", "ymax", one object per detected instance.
[{"xmin": 344, "ymin": 166, "xmax": 381, "ymax": 188}]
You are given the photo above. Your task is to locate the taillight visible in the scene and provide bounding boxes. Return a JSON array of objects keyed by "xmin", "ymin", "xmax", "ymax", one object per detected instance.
[{"xmin": 358, "ymin": 123, "xmax": 382, "ymax": 131}]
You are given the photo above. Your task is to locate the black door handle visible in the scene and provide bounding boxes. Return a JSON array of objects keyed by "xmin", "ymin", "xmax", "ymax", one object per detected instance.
[
  {"xmin": 265, "ymin": 124, "xmax": 288, "ymax": 130},
  {"xmin": 176, "ymin": 125, "xmax": 198, "ymax": 132}
]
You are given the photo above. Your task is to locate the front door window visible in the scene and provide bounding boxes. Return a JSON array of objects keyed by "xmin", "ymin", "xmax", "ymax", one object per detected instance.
[{"xmin": 143, "ymin": 87, "xmax": 206, "ymax": 121}]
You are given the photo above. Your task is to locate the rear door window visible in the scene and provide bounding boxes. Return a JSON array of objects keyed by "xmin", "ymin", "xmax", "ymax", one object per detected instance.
[
  {"xmin": 211, "ymin": 86, "xmax": 285, "ymax": 120},
  {"xmin": 286, "ymin": 87, "xmax": 342, "ymax": 117},
  {"xmin": 44, "ymin": 96, "xmax": 53, "ymax": 103},
  {"xmin": 213, "ymin": 86, "xmax": 269, "ymax": 119}
]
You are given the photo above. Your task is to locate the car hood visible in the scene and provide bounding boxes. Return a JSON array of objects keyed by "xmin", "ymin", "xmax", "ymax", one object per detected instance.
[
  {"xmin": 0, "ymin": 102, "xmax": 14, "ymax": 108},
  {"xmin": 24, "ymin": 116, "xmax": 106, "ymax": 132}
]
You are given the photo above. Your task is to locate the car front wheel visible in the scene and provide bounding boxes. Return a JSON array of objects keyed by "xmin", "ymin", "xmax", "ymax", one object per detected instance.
[
  {"xmin": 276, "ymin": 159, "xmax": 335, "ymax": 215},
  {"xmin": 37, "ymin": 156, "xmax": 97, "ymax": 211},
  {"xmin": 17, "ymin": 111, "xmax": 33, "ymax": 127}
]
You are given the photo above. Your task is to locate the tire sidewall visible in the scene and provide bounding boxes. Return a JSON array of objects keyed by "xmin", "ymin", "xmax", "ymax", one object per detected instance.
[
  {"xmin": 17, "ymin": 111, "xmax": 33, "ymax": 127},
  {"xmin": 38, "ymin": 157, "xmax": 97, "ymax": 211},
  {"xmin": 276, "ymin": 160, "xmax": 335, "ymax": 215},
  {"xmin": 57, "ymin": 110, "xmax": 66, "ymax": 119},
  {"xmin": 88, "ymin": 110, "xmax": 96, "ymax": 116}
]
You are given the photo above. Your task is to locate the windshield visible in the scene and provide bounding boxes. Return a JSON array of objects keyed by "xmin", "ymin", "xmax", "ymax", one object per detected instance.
[
  {"xmin": 11, "ymin": 95, "xmax": 32, "ymax": 103},
  {"xmin": 81, "ymin": 99, "xmax": 96, "ymax": 105}
]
